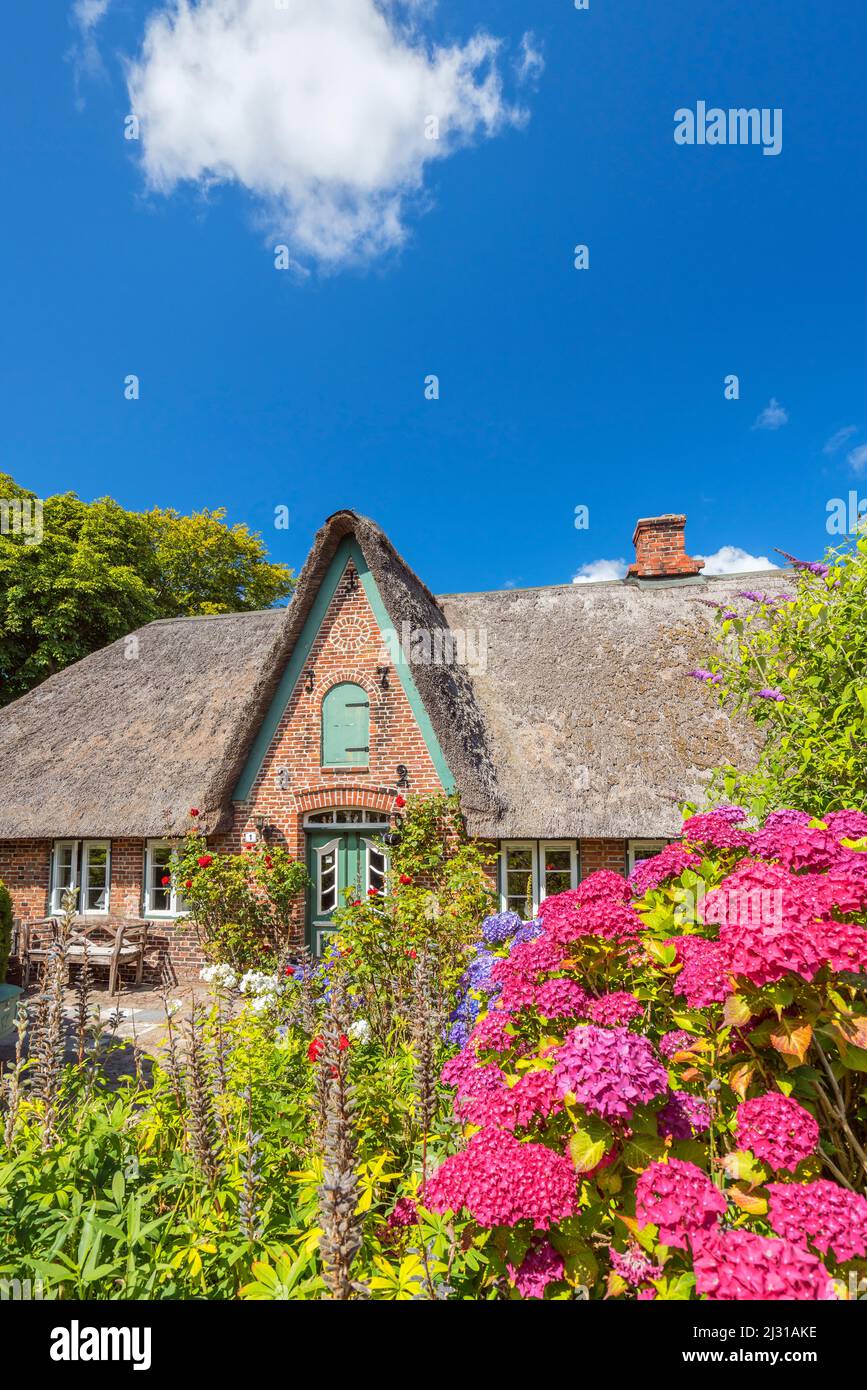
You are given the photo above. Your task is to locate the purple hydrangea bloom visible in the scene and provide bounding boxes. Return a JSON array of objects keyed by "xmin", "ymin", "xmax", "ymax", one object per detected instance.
[
  {"xmin": 657, "ymin": 1090, "xmax": 712, "ymax": 1141},
  {"xmin": 481, "ymin": 910, "xmax": 524, "ymax": 945},
  {"xmin": 554, "ymin": 1025, "xmax": 668, "ymax": 1122},
  {"xmin": 509, "ymin": 920, "xmax": 544, "ymax": 951}
]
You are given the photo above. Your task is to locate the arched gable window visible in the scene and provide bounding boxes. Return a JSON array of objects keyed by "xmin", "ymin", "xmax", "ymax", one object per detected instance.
[{"xmin": 321, "ymin": 682, "xmax": 370, "ymax": 767}]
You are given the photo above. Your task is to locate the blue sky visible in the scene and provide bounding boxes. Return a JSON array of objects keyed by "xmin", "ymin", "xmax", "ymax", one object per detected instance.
[{"xmin": 1, "ymin": 0, "xmax": 865, "ymax": 594}]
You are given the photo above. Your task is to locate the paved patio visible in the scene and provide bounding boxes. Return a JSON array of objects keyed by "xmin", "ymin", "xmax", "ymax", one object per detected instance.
[{"xmin": 0, "ymin": 979, "xmax": 212, "ymax": 1083}]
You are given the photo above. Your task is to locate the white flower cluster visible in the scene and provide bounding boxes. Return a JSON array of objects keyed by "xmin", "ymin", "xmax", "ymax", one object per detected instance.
[
  {"xmin": 200, "ymin": 963, "xmax": 239, "ymax": 990},
  {"xmin": 348, "ymin": 1018, "xmax": 371, "ymax": 1043}
]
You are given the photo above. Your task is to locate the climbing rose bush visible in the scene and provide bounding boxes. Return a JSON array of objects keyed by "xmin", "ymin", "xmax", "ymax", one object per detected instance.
[{"xmin": 421, "ymin": 805, "xmax": 867, "ymax": 1300}]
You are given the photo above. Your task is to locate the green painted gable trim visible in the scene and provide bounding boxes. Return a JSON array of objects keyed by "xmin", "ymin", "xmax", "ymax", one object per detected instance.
[{"xmin": 232, "ymin": 537, "xmax": 455, "ymax": 802}]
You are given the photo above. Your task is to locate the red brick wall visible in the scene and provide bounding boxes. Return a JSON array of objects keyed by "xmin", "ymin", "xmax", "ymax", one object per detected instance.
[
  {"xmin": 229, "ymin": 559, "xmax": 446, "ymax": 932},
  {"xmin": 579, "ymin": 839, "xmax": 628, "ymax": 876},
  {"xmin": 0, "ymin": 836, "xmax": 206, "ymax": 986}
]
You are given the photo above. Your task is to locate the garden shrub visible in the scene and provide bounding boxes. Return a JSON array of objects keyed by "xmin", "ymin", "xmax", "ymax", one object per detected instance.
[
  {"xmin": 0, "ymin": 880, "xmax": 12, "ymax": 983},
  {"xmin": 328, "ymin": 793, "xmax": 497, "ymax": 1046},
  {"xmin": 173, "ymin": 836, "xmax": 309, "ymax": 968},
  {"xmin": 421, "ymin": 805, "xmax": 867, "ymax": 1300},
  {"xmin": 693, "ymin": 531, "xmax": 867, "ymax": 816}
]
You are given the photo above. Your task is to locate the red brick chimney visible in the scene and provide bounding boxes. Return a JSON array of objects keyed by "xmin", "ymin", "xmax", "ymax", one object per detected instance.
[{"xmin": 627, "ymin": 514, "xmax": 704, "ymax": 580}]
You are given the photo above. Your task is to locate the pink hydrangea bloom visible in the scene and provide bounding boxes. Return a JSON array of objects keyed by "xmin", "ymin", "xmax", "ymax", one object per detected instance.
[
  {"xmin": 533, "ymin": 977, "xmax": 590, "ymax": 1019},
  {"xmin": 814, "ymin": 918, "xmax": 867, "ymax": 974},
  {"xmin": 609, "ymin": 1243, "xmax": 663, "ymax": 1287},
  {"xmin": 659, "ymin": 1029, "xmax": 698, "ymax": 1060},
  {"xmin": 752, "ymin": 819, "xmax": 843, "ymax": 873},
  {"xmin": 691, "ymin": 1227, "xmax": 835, "ymax": 1301},
  {"xmin": 577, "ymin": 870, "xmax": 633, "ymax": 904},
  {"xmin": 718, "ymin": 912, "xmax": 822, "ymax": 988},
  {"xmin": 460, "ymin": 1067, "xmax": 563, "ymax": 1132},
  {"xmin": 554, "ymin": 1025, "xmax": 668, "ymax": 1122},
  {"xmin": 635, "ymin": 1159, "xmax": 726, "ymax": 1249},
  {"xmin": 542, "ymin": 892, "xmax": 643, "ymax": 944},
  {"xmin": 441, "ymin": 1049, "xmax": 503, "ymax": 1100},
  {"xmin": 681, "ymin": 807, "xmax": 754, "ymax": 851},
  {"xmin": 508, "ymin": 1240, "xmax": 565, "ymax": 1298},
  {"xmin": 813, "ymin": 861, "xmax": 867, "ymax": 916},
  {"xmin": 671, "ymin": 935, "xmax": 732, "ymax": 1007},
  {"xmin": 825, "ymin": 809, "xmax": 867, "ymax": 842},
  {"xmin": 385, "ymin": 1197, "xmax": 418, "ymax": 1229},
  {"xmin": 656, "ymin": 1089, "xmax": 712, "ymax": 1141},
  {"xmin": 587, "ymin": 991, "xmax": 644, "ymax": 1027},
  {"xmin": 468, "ymin": 1011, "xmax": 517, "ymax": 1054},
  {"xmin": 423, "ymin": 1129, "xmax": 577, "ymax": 1228},
  {"xmin": 629, "ymin": 844, "xmax": 702, "ymax": 896},
  {"xmin": 766, "ymin": 1180, "xmax": 867, "ymax": 1265},
  {"xmin": 735, "ymin": 1092, "xmax": 819, "ymax": 1172}
]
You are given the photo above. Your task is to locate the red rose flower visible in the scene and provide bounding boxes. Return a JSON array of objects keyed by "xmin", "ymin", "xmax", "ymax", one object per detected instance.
[
  {"xmin": 161, "ymin": 875, "xmax": 171, "ymax": 886},
  {"xmin": 338, "ymin": 1034, "xmax": 350, "ymax": 1051},
  {"xmin": 184, "ymin": 880, "xmax": 192, "ymax": 889},
  {"xmin": 367, "ymin": 887, "xmax": 378, "ymax": 897},
  {"xmin": 406, "ymin": 948, "xmax": 417, "ymax": 959},
  {"xmin": 395, "ymin": 795, "xmax": 406, "ymax": 808},
  {"xmin": 399, "ymin": 873, "xmax": 412, "ymax": 885},
  {"xmin": 307, "ymin": 1036, "xmax": 325, "ymax": 1062},
  {"xmin": 189, "ymin": 808, "xmax": 199, "ymax": 817},
  {"xmin": 284, "ymin": 966, "xmax": 295, "ymax": 977},
  {"xmin": 197, "ymin": 854, "xmax": 213, "ymax": 868},
  {"xmin": 352, "ymin": 899, "xmax": 362, "ymax": 907}
]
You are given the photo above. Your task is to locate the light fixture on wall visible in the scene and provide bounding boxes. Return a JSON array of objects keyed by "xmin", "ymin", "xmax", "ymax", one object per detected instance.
[
  {"xmin": 304, "ymin": 668, "xmax": 315, "ymax": 693},
  {"xmin": 396, "ymin": 764, "xmax": 409, "ymax": 788},
  {"xmin": 254, "ymin": 815, "xmax": 271, "ymax": 842},
  {"xmin": 376, "ymin": 665, "xmax": 390, "ymax": 690},
  {"xmin": 346, "ymin": 568, "xmax": 357, "ymax": 592}
]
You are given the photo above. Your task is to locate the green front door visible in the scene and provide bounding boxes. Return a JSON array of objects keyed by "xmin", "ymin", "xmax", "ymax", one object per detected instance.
[{"xmin": 306, "ymin": 830, "xmax": 388, "ymax": 954}]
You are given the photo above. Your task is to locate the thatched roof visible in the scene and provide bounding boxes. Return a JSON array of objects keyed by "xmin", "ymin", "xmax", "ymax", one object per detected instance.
[
  {"xmin": 0, "ymin": 608, "xmax": 285, "ymax": 839},
  {"xmin": 440, "ymin": 575, "xmax": 785, "ymax": 839},
  {"xmin": 0, "ymin": 508, "xmax": 786, "ymax": 841}
]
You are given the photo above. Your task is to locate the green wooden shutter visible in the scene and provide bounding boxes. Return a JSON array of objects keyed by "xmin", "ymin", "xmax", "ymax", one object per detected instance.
[{"xmin": 321, "ymin": 683, "xmax": 370, "ymax": 766}]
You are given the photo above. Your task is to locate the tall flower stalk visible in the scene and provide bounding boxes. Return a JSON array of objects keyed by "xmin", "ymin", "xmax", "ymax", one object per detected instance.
[{"xmin": 316, "ymin": 980, "xmax": 362, "ymax": 1300}]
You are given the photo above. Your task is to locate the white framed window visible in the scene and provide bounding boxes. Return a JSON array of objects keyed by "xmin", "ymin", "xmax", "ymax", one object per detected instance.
[
  {"xmin": 363, "ymin": 837, "xmax": 389, "ymax": 896},
  {"xmin": 144, "ymin": 840, "xmax": 188, "ymax": 918},
  {"xmin": 315, "ymin": 838, "xmax": 341, "ymax": 917},
  {"xmin": 50, "ymin": 839, "xmax": 80, "ymax": 913},
  {"xmin": 540, "ymin": 842, "xmax": 578, "ymax": 901},
  {"xmin": 500, "ymin": 841, "xmax": 579, "ymax": 918},
  {"xmin": 501, "ymin": 842, "xmax": 538, "ymax": 918},
  {"xmin": 50, "ymin": 840, "xmax": 111, "ymax": 915},
  {"xmin": 627, "ymin": 839, "xmax": 669, "ymax": 874},
  {"xmin": 81, "ymin": 841, "xmax": 111, "ymax": 914}
]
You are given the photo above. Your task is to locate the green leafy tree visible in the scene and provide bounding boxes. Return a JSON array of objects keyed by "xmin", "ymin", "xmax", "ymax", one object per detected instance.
[
  {"xmin": 0, "ymin": 472, "xmax": 295, "ymax": 704},
  {"xmin": 698, "ymin": 533, "xmax": 867, "ymax": 817}
]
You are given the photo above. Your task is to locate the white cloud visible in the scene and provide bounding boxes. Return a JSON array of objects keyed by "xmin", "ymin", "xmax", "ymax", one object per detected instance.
[
  {"xmin": 126, "ymin": 0, "xmax": 531, "ymax": 268},
  {"xmin": 823, "ymin": 425, "xmax": 858, "ymax": 455},
  {"xmin": 516, "ymin": 33, "xmax": 544, "ymax": 84},
  {"xmin": 696, "ymin": 546, "xmax": 779, "ymax": 576},
  {"xmin": 572, "ymin": 558, "xmax": 628, "ymax": 584},
  {"xmin": 847, "ymin": 444, "xmax": 867, "ymax": 473},
  {"xmin": 73, "ymin": 0, "xmax": 112, "ymax": 29},
  {"xmin": 69, "ymin": 0, "xmax": 114, "ymax": 94},
  {"xmin": 752, "ymin": 398, "xmax": 789, "ymax": 431}
]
